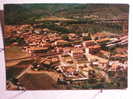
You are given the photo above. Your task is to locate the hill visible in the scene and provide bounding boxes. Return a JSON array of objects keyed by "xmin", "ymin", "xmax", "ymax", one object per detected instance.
[{"xmin": 4, "ymin": 4, "xmax": 129, "ymax": 25}]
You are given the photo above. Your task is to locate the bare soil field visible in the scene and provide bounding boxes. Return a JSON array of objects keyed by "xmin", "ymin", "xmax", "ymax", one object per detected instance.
[{"xmin": 19, "ymin": 71, "xmax": 62, "ymax": 90}]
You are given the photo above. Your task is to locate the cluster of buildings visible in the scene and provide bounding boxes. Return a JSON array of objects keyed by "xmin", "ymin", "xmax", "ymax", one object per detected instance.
[{"xmin": 5, "ymin": 23, "xmax": 128, "ymax": 88}]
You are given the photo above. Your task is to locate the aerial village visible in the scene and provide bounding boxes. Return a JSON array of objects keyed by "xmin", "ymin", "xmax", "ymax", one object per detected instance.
[
  {"xmin": 4, "ymin": 4, "xmax": 128, "ymax": 90},
  {"xmin": 5, "ymin": 19, "xmax": 128, "ymax": 90}
]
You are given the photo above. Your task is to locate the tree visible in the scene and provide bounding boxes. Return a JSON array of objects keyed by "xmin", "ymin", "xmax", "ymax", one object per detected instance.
[{"xmin": 62, "ymin": 35, "xmax": 69, "ymax": 41}]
